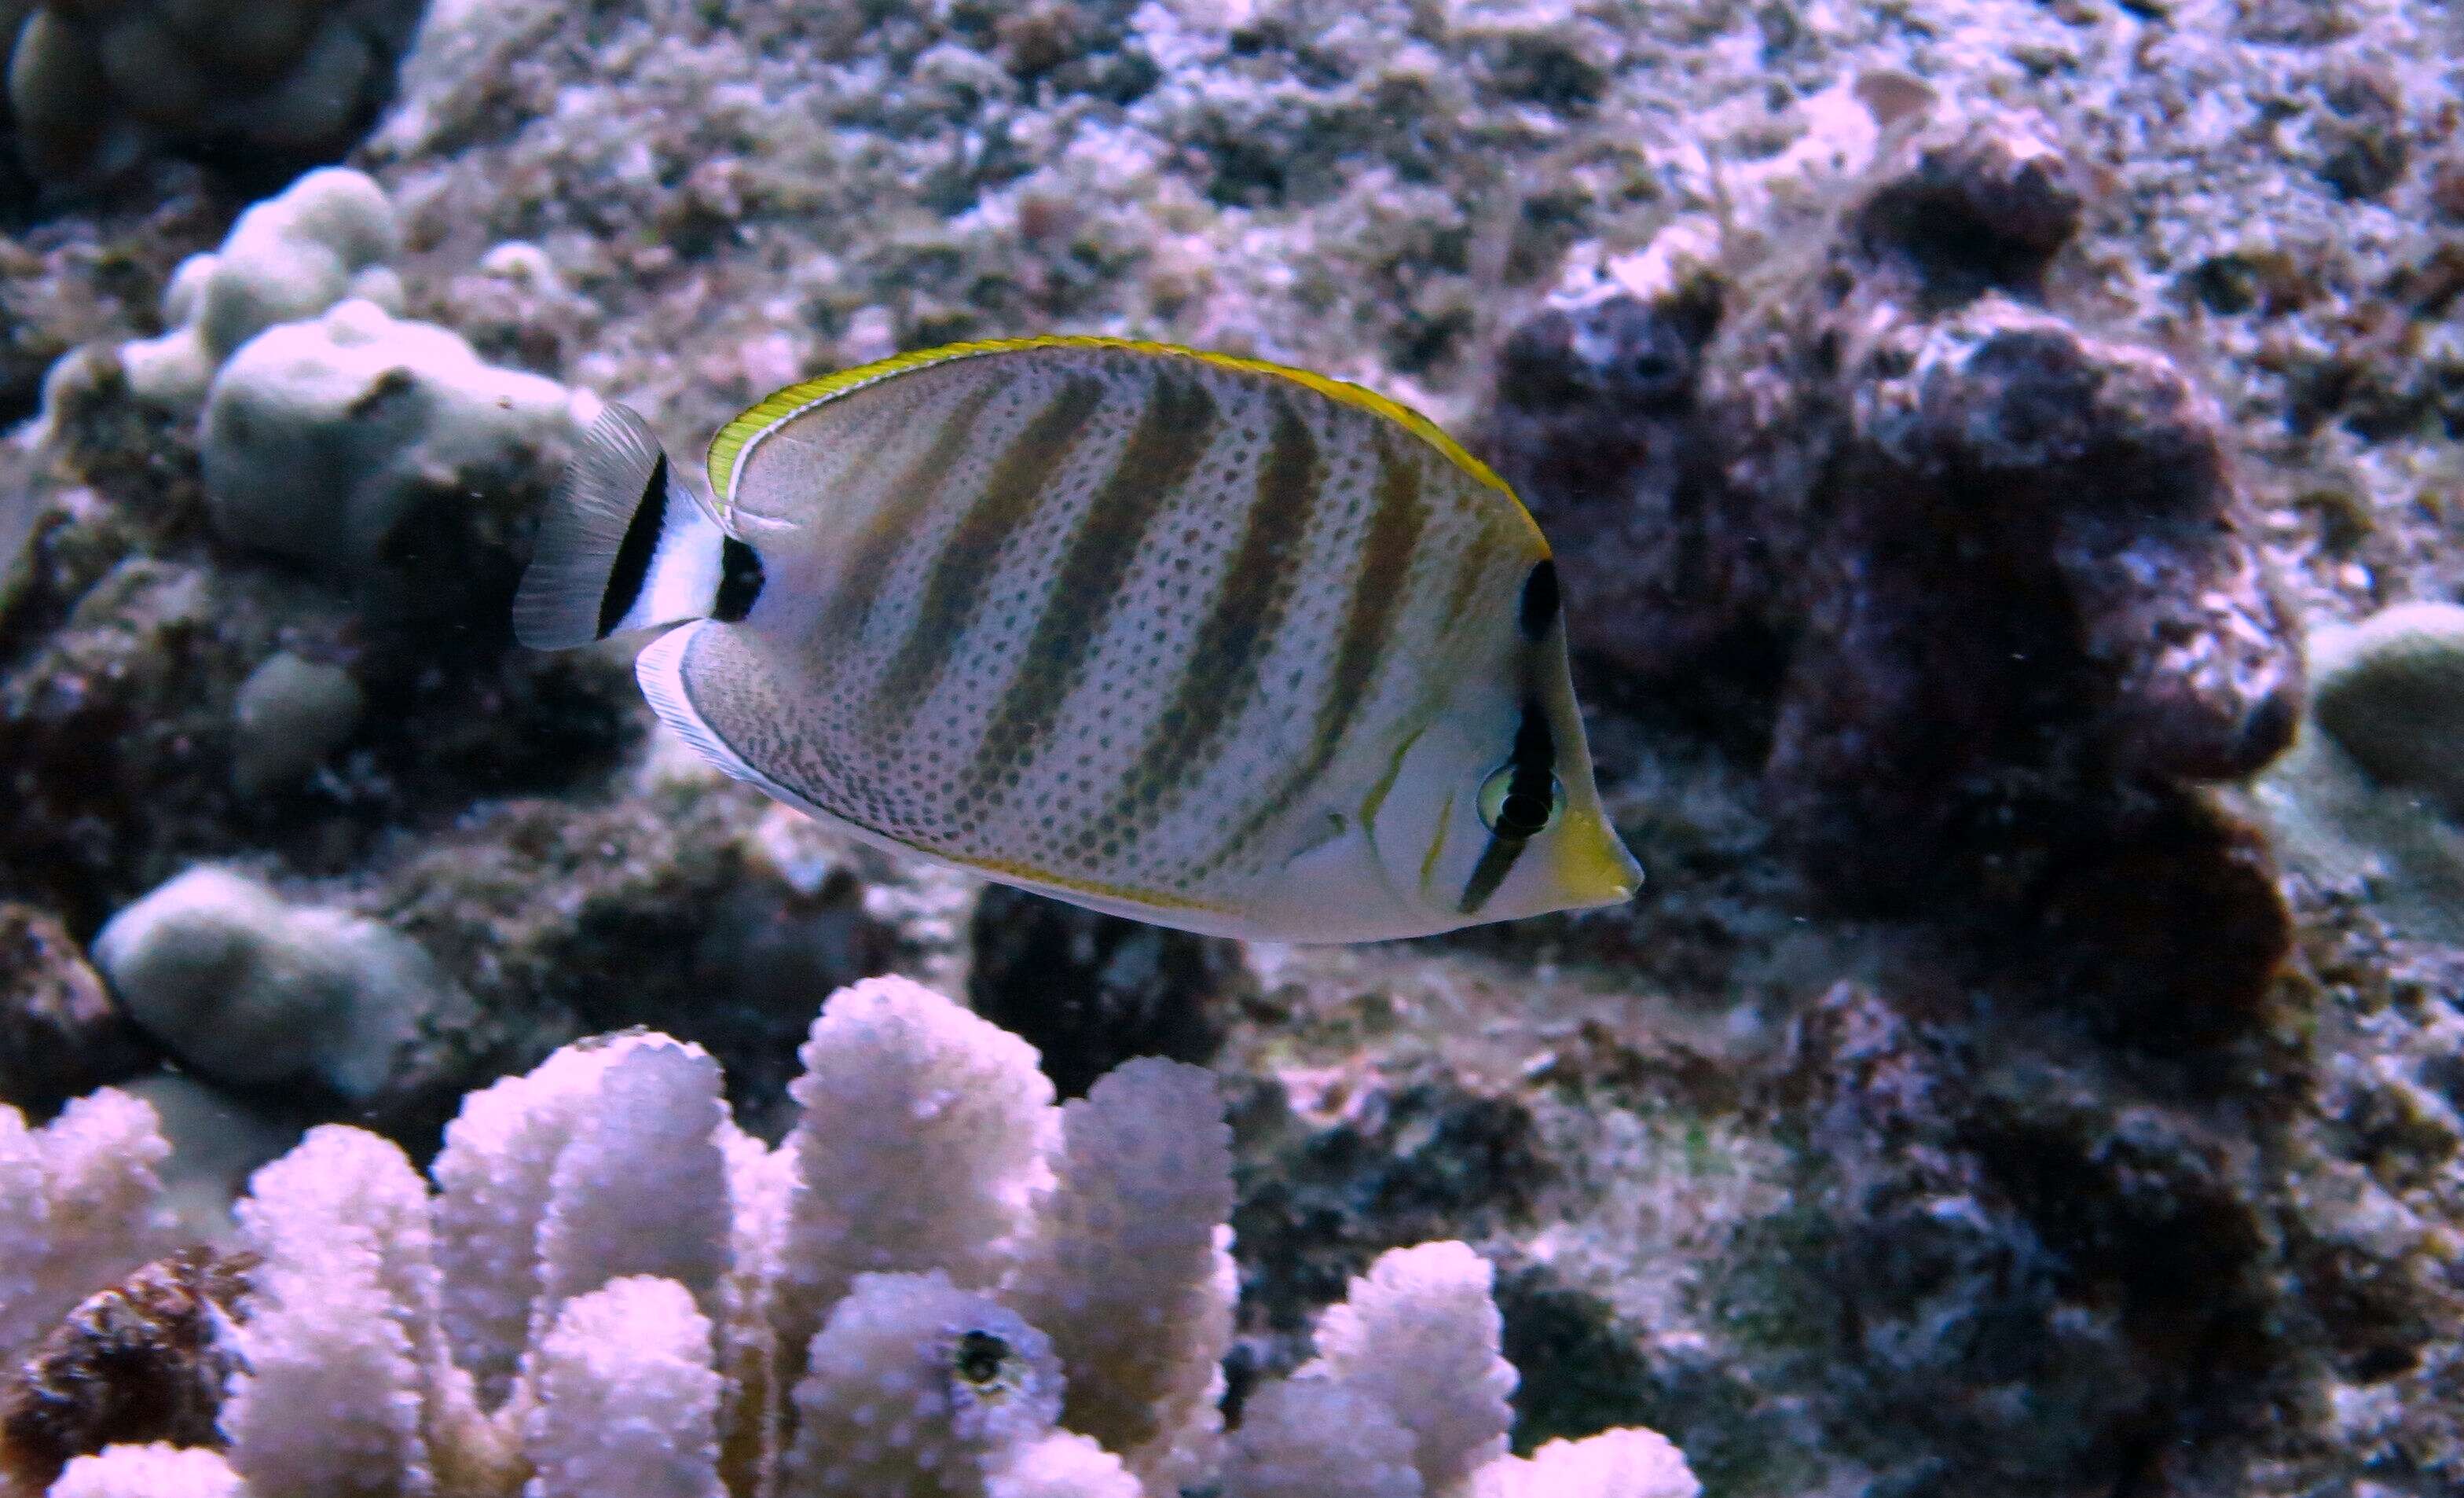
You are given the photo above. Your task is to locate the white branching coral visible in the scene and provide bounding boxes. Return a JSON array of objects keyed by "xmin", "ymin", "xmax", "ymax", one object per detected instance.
[
  {"xmin": 1003, "ymin": 1058, "xmax": 1235, "ymax": 1490},
  {"xmin": 428, "ymin": 1034, "xmax": 729, "ymax": 1409},
  {"xmin": 522, "ymin": 1278, "xmax": 724, "ymax": 1498},
  {"xmin": 13, "ymin": 975, "xmax": 1698, "ymax": 1498},
  {"xmin": 776, "ymin": 976, "xmax": 1054, "ymax": 1383},
  {"xmin": 1219, "ymin": 1380, "xmax": 1424, "ymax": 1498},
  {"xmin": 1470, "ymin": 1430, "xmax": 1700, "ymax": 1498},
  {"xmin": 528, "ymin": 1042, "xmax": 732, "ymax": 1361},
  {"xmin": 0, "ymin": 1090, "xmax": 179, "ymax": 1364},
  {"xmin": 225, "ymin": 1125, "xmax": 497, "ymax": 1498},
  {"xmin": 45, "ymin": 1445, "xmax": 243, "ymax": 1498},
  {"xmin": 1302, "ymin": 1241, "xmax": 1518, "ymax": 1494},
  {"xmin": 983, "ymin": 1434, "xmax": 1143, "ymax": 1498},
  {"xmin": 781, "ymin": 1272, "xmax": 1062, "ymax": 1497}
]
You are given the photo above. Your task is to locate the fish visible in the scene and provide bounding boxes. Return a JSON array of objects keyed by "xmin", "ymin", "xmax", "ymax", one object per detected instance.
[{"xmin": 513, "ymin": 336, "xmax": 1641, "ymax": 942}]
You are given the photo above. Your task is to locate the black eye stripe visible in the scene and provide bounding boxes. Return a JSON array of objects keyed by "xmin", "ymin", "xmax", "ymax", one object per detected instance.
[
  {"xmin": 1507, "ymin": 698, "xmax": 1555, "ymax": 796},
  {"xmin": 1461, "ymin": 699, "xmax": 1558, "ymax": 913},
  {"xmin": 1517, "ymin": 560, "xmax": 1560, "ymax": 641}
]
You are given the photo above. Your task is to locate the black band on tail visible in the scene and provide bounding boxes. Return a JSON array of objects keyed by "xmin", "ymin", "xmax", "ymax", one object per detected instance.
[{"xmin": 597, "ymin": 453, "xmax": 670, "ymax": 638}]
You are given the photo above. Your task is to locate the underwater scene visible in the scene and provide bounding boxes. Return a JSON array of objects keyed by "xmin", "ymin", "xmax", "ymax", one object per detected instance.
[{"xmin": 1, "ymin": 0, "xmax": 2461, "ymax": 1493}]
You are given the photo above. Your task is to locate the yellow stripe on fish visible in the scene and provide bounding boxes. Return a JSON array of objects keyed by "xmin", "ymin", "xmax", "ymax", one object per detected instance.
[{"xmin": 513, "ymin": 337, "xmax": 1641, "ymax": 942}]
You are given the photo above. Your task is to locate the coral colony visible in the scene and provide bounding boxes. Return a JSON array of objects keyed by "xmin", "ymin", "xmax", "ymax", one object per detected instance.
[{"xmin": 0, "ymin": 978, "xmax": 1697, "ymax": 1498}]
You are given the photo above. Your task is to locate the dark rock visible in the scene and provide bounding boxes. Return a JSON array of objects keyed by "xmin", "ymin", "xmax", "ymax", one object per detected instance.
[
  {"xmin": 1227, "ymin": 1059, "xmax": 1549, "ymax": 1355},
  {"xmin": 2431, "ymin": 150, "xmax": 2464, "ymax": 221},
  {"xmin": 1762, "ymin": 300, "xmax": 2302, "ymax": 894},
  {"xmin": 1734, "ymin": 981, "xmax": 2284, "ymax": 1493},
  {"xmin": 966, "ymin": 885, "xmax": 1242, "ymax": 1098},
  {"xmin": 375, "ymin": 791, "xmax": 918, "ymax": 1146},
  {"xmin": 2026, "ymin": 791, "xmax": 2294, "ymax": 1040},
  {"xmin": 0, "ymin": 556, "xmax": 258, "ymax": 927},
  {"xmin": 0, "ymin": 902, "xmax": 152, "ymax": 1114},
  {"xmin": 0, "ymin": 1247, "xmax": 254, "ymax": 1493},
  {"xmin": 1480, "ymin": 113, "xmax": 2304, "ymax": 921},
  {"xmin": 1483, "ymin": 268, "xmax": 1733, "ymax": 685},
  {"xmin": 1493, "ymin": 1260, "xmax": 1794, "ymax": 1493},
  {"xmin": 1850, "ymin": 125, "xmax": 2082, "ymax": 303},
  {"xmin": 2314, "ymin": 65, "xmax": 2411, "ymax": 204}
]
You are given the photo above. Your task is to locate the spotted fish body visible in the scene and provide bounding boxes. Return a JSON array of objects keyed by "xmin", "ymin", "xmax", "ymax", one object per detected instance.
[{"xmin": 514, "ymin": 337, "xmax": 1640, "ymax": 942}]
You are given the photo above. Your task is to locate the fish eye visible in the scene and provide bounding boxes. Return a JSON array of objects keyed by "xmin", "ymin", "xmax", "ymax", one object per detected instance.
[
  {"xmin": 953, "ymin": 1329, "xmax": 1012, "ymax": 1388},
  {"xmin": 1479, "ymin": 763, "xmax": 1562, "ymax": 839}
]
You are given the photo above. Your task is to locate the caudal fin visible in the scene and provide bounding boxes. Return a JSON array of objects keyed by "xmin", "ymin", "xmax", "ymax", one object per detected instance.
[{"xmin": 514, "ymin": 402, "xmax": 753, "ymax": 649}]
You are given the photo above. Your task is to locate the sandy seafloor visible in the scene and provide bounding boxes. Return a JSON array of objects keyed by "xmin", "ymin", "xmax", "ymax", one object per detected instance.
[{"xmin": 3, "ymin": 0, "xmax": 2464, "ymax": 1492}]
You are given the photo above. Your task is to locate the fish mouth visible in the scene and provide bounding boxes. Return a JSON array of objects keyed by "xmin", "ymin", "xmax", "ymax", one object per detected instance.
[{"xmin": 1563, "ymin": 822, "xmax": 1644, "ymax": 909}]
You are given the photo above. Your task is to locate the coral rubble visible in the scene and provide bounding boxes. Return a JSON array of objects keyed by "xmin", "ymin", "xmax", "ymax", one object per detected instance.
[{"xmin": 0, "ymin": 1248, "xmax": 253, "ymax": 1496}]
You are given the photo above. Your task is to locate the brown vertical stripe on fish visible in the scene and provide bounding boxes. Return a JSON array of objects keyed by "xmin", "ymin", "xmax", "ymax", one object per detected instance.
[
  {"xmin": 955, "ymin": 373, "xmax": 1222, "ymax": 816},
  {"xmin": 1436, "ymin": 524, "xmax": 1503, "ymax": 638},
  {"xmin": 1072, "ymin": 389, "xmax": 1322, "ymax": 868},
  {"xmin": 1196, "ymin": 430, "xmax": 1429, "ymax": 876},
  {"xmin": 812, "ymin": 381, "xmax": 1004, "ymax": 649},
  {"xmin": 870, "ymin": 376, "xmax": 1106, "ymax": 729}
]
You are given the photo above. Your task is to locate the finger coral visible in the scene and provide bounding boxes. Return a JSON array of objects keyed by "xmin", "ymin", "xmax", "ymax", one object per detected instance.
[
  {"xmin": 197, "ymin": 299, "xmax": 585, "ymax": 572},
  {"xmin": 68, "ymin": 165, "xmax": 587, "ymax": 580},
  {"xmin": 0, "ymin": 1089, "xmax": 178, "ymax": 1367},
  {"xmin": 0, "ymin": 976, "xmax": 1697, "ymax": 1498}
]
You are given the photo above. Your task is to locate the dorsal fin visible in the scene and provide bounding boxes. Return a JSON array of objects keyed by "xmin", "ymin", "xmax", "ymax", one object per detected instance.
[{"xmin": 703, "ymin": 336, "xmax": 1535, "ymax": 545}]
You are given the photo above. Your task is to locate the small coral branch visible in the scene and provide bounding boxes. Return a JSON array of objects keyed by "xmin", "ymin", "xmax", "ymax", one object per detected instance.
[{"xmin": 0, "ymin": 977, "xmax": 1699, "ymax": 1498}]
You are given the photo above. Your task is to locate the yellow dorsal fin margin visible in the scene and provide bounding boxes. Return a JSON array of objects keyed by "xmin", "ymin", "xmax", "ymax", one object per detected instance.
[{"xmin": 703, "ymin": 335, "xmax": 1529, "ymax": 531}]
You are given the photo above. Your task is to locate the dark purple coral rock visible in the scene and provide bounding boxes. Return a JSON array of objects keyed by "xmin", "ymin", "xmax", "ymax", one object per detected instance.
[
  {"xmin": 0, "ymin": 1248, "xmax": 255, "ymax": 1493},
  {"xmin": 0, "ymin": 902, "xmax": 151, "ymax": 1114},
  {"xmin": 1483, "ymin": 115, "xmax": 2304, "ymax": 911},
  {"xmin": 1483, "ymin": 252, "xmax": 1739, "ymax": 682}
]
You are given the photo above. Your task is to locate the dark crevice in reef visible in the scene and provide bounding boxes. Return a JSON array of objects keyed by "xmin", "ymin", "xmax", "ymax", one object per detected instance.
[{"xmin": 965, "ymin": 883, "xmax": 1242, "ymax": 1100}]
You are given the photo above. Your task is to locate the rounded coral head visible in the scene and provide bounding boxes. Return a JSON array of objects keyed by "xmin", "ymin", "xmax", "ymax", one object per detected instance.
[{"xmin": 2312, "ymin": 600, "xmax": 2464, "ymax": 820}]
